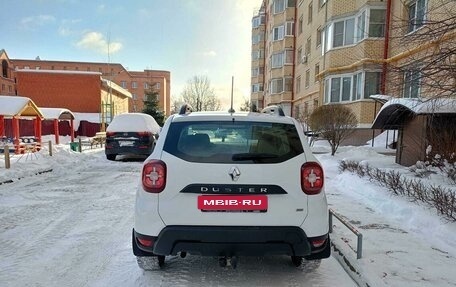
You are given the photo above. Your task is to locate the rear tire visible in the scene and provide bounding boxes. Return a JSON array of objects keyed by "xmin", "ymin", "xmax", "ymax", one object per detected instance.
[
  {"xmin": 106, "ymin": 154, "xmax": 116, "ymax": 161},
  {"xmin": 291, "ymin": 256, "xmax": 302, "ymax": 267}
]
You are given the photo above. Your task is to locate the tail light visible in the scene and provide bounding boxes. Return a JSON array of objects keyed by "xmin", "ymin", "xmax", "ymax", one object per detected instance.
[
  {"xmin": 301, "ymin": 162, "xmax": 324, "ymax": 195},
  {"xmin": 142, "ymin": 160, "xmax": 166, "ymax": 193},
  {"xmin": 310, "ymin": 238, "xmax": 326, "ymax": 248},
  {"xmin": 138, "ymin": 238, "xmax": 154, "ymax": 247}
]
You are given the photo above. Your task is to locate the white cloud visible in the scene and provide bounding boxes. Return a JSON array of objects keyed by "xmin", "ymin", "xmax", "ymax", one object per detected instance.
[
  {"xmin": 76, "ymin": 31, "xmax": 123, "ymax": 54},
  {"xmin": 20, "ymin": 15, "xmax": 56, "ymax": 30}
]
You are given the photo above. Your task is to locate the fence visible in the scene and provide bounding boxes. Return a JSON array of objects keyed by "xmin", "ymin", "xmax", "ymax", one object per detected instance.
[
  {"xmin": 329, "ymin": 208, "xmax": 363, "ymax": 259},
  {"xmin": 1, "ymin": 141, "xmax": 54, "ymax": 169}
]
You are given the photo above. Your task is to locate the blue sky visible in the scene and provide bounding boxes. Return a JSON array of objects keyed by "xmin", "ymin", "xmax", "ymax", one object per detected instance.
[{"xmin": 3, "ymin": 0, "xmax": 261, "ymax": 109}]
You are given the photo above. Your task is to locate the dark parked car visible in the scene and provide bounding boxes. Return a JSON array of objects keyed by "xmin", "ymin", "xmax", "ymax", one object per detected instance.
[{"xmin": 105, "ymin": 113, "xmax": 161, "ymax": 161}]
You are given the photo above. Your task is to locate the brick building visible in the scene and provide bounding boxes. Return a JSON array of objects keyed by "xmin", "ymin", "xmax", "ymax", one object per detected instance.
[
  {"xmin": 11, "ymin": 59, "xmax": 170, "ymax": 116},
  {"xmin": 0, "ymin": 49, "xmax": 171, "ymax": 116},
  {"xmin": 251, "ymin": 0, "xmax": 455, "ymax": 145}
]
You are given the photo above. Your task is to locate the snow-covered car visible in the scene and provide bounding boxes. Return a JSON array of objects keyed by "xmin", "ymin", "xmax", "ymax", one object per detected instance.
[
  {"xmin": 132, "ymin": 105, "xmax": 330, "ymax": 269},
  {"xmin": 105, "ymin": 113, "xmax": 161, "ymax": 161}
]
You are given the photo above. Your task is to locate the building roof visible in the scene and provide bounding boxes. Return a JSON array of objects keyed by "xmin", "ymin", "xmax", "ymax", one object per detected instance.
[
  {"xmin": 371, "ymin": 96, "xmax": 456, "ymax": 129},
  {"xmin": 39, "ymin": 107, "xmax": 75, "ymax": 120},
  {"xmin": 101, "ymin": 79, "xmax": 132, "ymax": 98},
  {"xmin": 0, "ymin": 95, "xmax": 44, "ymax": 118},
  {"xmin": 16, "ymin": 69, "xmax": 102, "ymax": 76}
]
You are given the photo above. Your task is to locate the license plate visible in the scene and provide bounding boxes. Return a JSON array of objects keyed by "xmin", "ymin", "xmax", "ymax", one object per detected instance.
[
  {"xmin": 197, "ymin": 195, "xmax": 268, "ymax": 211},
  {"xmin": 119, "ymin": 141, "xmax": 134, "ymax": 147}
]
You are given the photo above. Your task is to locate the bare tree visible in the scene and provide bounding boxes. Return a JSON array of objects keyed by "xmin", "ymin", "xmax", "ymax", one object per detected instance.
[
  {"xmin": 171, "ymin": 97, "xmax": 184, "ymax": 114},
  {"xmin": 386, "ymin": 1, "xmax": 456, "ymax": 100},
  {"xmin": 308, "ymin": 105, "xmax": 358, "ymax": 156},
  {"xmin": 239, "ymin": 98, "xmax": 251, "ymax": 112},
  {"xmin": 384, "ymin": 1, "xmax": 456, "ymax": 165},
  {"xmin": 181, "ymin": 75, "xmax": 221, "ymax": 111}
]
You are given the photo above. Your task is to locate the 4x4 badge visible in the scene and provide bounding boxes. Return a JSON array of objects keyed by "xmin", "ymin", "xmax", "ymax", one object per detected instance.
[{"xmin": 229, "ymin": 166, "xmax": 241, "ymax": 181}]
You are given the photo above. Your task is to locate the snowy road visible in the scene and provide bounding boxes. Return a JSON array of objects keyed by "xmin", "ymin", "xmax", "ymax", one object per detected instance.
[{"xmin": 0, "ymin": 150, "xmax": 356, "ymax": 287}]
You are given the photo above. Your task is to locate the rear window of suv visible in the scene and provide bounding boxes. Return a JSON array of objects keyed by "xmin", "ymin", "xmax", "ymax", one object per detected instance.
[{"xmin": 163, "ymin": 121, "xmax": 304, "ymax": 163}]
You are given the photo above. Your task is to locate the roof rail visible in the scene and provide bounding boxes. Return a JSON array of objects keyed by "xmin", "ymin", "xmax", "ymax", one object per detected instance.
[
  {"xmin": 261, "ymin": 105, "xmax": 285, "ymax": 116},
  {"xmin": 179, "ymin": 104, "xmax": 193, "ymax": 115}
]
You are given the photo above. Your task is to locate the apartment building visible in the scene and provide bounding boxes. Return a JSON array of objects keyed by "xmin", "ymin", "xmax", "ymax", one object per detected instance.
[
  {"xmin": 8, "ymin": 56, "xmax": 171, "ymax": 116},
  {"xmin": 251, "ymin": 0, "xmax": 455, "ymax": 145}
]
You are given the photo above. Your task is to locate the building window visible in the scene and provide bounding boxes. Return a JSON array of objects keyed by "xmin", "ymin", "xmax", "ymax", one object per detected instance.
[
  {"xmin": 132, "ymin": 94, "xmax": 137, "ymax": 100},
  {"xmin": 324, "ymin": 71, "xmax": 381, "ymax": 103},
  {"xmin": 121, "ymin": 81, "xmax": 127, "ymax": 88},
  {"xmin": 273, "ymin": 0, "xmax": 286, "ymax": 14},
  {"xmin": 296, "ymin": 76, "xmax": 301, "ymax": 93},
  {"xmin": 313, "ymin": 99, "xmax": 319, "ymax": 109},
  {"xmin": 270, "ymin": 78, "xmax": 284, "ymax": 93},
  {"xmin": 333, "ymin": 18, "xmax": 355, "ymax": 47},
  {"xmin": 308, "ymin": 2, "xmax": 313, "ymax": 24},
  {"xmin": 156, "ymin": 83, "xmax": 161, "ymax": 89},
  {"xmin": 316, "ymin": 27, "xmax": 322, "ymax": 47},
  {"xmin": 144, "ymin": 83, "xmax": 149, "ymax": 89},
  {"xmin": 408, "ymin": 0, "xmax": 426, "ymax": 33},
  {"xmin": 299, "ymin": 15, "xmax": 303, "ymax": 35},
  {"xmin": 272, "ymin": 52, "xmax": 284, "ymax": 68},
  {"xmin": 252, "ymin": 33, "xmax": 264, "ymax": 44},
  {"xmin": 297, "ymin": 47, "xmax": 303, "ymax": 64},
  {"xmin": 319, "ymin": 0, "xmax": 326, "ymax": 8},
  {"xmin": 272, "ymin": 25, "xmax": 285, "ymax": 41},
  {"xmin": 315, "ymin": 63, "xmax": 320, "ymax": 82},
  {"xmin": 252, "ymin": 83, "xmax": 264, "ymax": 93},
  {"xmin": 352, "ymin": 72, "xmax": 363, "ymax": 101},
  {"xmin": 364, "ymin": 72, "xmax": 381, "ymax": 99},
  {"xmin": 285, "ymin": 50, "xmax": 294, "ymax": 64},
  {"xmin": 356, "ymin": 11, "xmax": 366, "ymax": 41},
  {"xmin": 252, "ymin": 67, "xmax": 264, "ymax": 77},
  {"xmin": 305, "ymin": 70, "xmax": 310, "ymax": 88},
  {"xmin": 369, "ymin": 9, "xmax": 386, "ymax": 37},
  {"xmin": 305, "ymin": 37, "xmax": 311, "ymax": 58},
  {"xmin": 132, "ymin": 81, "xmax": 138, "ymax": 89},
  {"xmin": 252, "ymin": 15, "xmax": 265, "ymax": 28},
  {"xmin": 252, "ymin": 50, "xmax": 264, "ymax": 60},
  {"xmin": 403, "ymin": 70, "xmax": 421, "ymax": 98},
  {"xmin": 285, "ymin": 22, "xmax": 295, "ymax": 36},
  {"xmin": 285, "ymin": 77, "xmax": 293, "ymax": 92}
]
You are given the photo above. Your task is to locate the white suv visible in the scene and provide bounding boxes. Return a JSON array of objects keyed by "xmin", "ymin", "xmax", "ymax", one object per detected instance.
[{"xmin": 132, "ymin": 105, "xmax": 330, "ymax": 269}]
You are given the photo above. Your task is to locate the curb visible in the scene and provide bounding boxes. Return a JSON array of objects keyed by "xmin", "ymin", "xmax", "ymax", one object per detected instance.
[{"xmin": 331, "ymin": 237, "xmax": 381, "ymax": 287}]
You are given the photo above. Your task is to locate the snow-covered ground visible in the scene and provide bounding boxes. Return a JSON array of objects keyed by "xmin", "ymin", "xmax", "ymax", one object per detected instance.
[{"xmin": 0, "ymin": 134, "xmax": 455, "ymax": 286}]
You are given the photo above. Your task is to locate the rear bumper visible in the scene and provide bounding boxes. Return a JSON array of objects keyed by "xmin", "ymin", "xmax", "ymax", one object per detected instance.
[
  {"xmin": 105, "ymin": 146, "xmax": 152, "ymax": 156},
  {"xmin": 134, "ymin": 226, "xmax": 329, "ymax": 257}
]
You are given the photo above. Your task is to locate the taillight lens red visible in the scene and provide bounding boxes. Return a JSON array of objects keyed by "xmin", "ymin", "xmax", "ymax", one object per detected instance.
[
  {"xmin": 106, "ymin": 131, "xmax": 115, "ymax": 137},
  {"xmin": 142, "ymin": 160, "xmax": 166, "ymax": 193},
  {"xmin": 138, "ymin": 238, "xmax": 154, "ymax": 247},
  {"xmin": 301, "ymin": 162, "xmax": 324, "ymax": 195}
]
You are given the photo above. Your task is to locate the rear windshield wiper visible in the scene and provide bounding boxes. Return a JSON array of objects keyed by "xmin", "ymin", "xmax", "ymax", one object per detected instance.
[{"xmin": 232, "ymin": 153, "xmax": 278, "ymax": 161}]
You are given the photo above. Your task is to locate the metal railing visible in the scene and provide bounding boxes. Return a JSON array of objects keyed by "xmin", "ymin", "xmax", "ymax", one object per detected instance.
[{"xmin": 329, "ymin": 208, "xmax": 363, "ymax": 259}]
